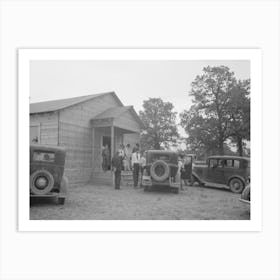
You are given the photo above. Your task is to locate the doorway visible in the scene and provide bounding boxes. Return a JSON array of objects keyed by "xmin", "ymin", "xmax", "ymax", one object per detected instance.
[{"xmin": 102, "ymin": 136, "xmax": 111, "ymax": 170}]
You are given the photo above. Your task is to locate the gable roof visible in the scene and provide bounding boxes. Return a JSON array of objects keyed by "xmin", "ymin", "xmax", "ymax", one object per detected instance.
[
  {"xmin": 30, "ymin": 92, "xmax": 123, "ymax": 114},
  {"xmin": 93, "ymin": 106, "xmax": 143, "ymax": 127}
]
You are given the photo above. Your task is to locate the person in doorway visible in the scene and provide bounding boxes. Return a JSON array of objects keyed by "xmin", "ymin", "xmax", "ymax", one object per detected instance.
[
  {"xmin": 102, "ymin": 144, "xmax": 110, "ymax": 172},
  {"xmin": 131, "ymin": 148, "xmax": 141, "ymax": 188},
  {"xmin": 124, "ymin": 143, "xmax": 132, "ymax": 171},
  {"xmin": 118, "ymin": 144, "xmax": 125, "ymax": 170},
  {"xmin": 111, "ymin": 151, "xmax": 123, "ymax": 190}
]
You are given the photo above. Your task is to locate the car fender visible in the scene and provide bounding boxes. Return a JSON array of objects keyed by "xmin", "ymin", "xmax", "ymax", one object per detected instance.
[
  {"xmin": 227, "ymin": 175, "xmax": 245, "ymax": 186},
  {"xmin": 192, "ymin": 171, "xmax": 205, "ymax": 184},
  {"xmin": 58, "ymin": 176, "xmax": 68, "ymax": 198}
]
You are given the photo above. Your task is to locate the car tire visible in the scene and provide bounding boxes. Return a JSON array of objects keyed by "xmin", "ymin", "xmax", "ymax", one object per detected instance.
[
  {"xmin": 30, "ymin": 169, "xmax": 54, "ymax": 195},
  {"xmin": 229, "ymin": 178, "xmax": 244, "ymax": 193},
  {"xmin": 150, "ymin": 160, "xmax": 170, "ymax": 182}
]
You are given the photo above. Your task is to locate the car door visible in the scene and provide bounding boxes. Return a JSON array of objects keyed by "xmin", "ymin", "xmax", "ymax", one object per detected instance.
[{"xmin": 206, "ymin": 159, "xmax": 225, "ymax": 184}]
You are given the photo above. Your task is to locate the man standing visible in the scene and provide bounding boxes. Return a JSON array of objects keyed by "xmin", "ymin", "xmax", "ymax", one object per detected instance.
[
  {"xmin": 111, "ymin": 151, "xmax": 123, "ymax": 190},
  {"xmin": 131, "ymin": 149, "xmax": 141, "ymax": 188}
]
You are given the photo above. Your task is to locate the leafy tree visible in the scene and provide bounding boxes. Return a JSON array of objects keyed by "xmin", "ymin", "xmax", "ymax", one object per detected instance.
[
  {"xmin": 139, "ymin": 98, "xmax": 179, "ymax": 150},
  {"xmin": 227, "ymin": 80, "xmax": 250, "ymax": 156},
  {"xmin": 180, "ymin": 66, "xmax": 250, "ymax": 156}
]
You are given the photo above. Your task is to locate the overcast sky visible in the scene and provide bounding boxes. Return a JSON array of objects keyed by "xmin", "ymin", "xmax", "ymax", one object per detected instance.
[{"xmin": 30, "ymin": 60, "xmax": 250, "ymax": 135}]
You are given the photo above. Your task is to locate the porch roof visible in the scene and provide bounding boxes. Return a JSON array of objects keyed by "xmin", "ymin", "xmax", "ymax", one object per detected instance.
[{"xmin": 91, "ymin": 106, "xmax": 143, "ymax": 133}]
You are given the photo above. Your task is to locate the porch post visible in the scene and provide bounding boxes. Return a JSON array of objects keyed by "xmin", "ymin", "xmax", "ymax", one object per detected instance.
[
  {"xmin": 91, "ymin": 127, "xmax": 95, "ymax": 170},
  {"xmin": 111, "ymin": 126, "xmax": 115, "ymax": 161},
  {"xmin": 111, "ymin": 126, "xmax": 115, "ymax": 187}
]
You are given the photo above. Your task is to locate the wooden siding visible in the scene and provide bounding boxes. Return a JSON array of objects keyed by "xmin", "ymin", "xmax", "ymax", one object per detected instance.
[
  {"xmin": 113, "ymin": 110, "xmax": 141, "ymax": 133},
  {"xmin": 30, "ymin": 112, "xmax": 58, "ymax": 145},
  {"xmin": 59, "ymin": 94, "xmax": 121, "ymax": 186}
]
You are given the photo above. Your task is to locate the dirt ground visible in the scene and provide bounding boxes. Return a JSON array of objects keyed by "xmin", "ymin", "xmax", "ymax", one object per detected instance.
[{"xmin": 30, "ymin": 184, "xmax": 250, "ymax": 220}]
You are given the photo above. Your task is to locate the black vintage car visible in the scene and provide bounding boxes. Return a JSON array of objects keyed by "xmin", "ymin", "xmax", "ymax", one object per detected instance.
[
  {"xmin": 192, "ymin": 155, "xmax": 250, "ymax": 193},
  {"xmin": 142, "ymin": 150, "xmax": 180, "ymax": 193},
  {"xmin": 30, "ymin": 144, "xmax": 68, "ymax": 204}
]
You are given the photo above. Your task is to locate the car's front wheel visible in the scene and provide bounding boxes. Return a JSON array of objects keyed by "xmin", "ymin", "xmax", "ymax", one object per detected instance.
[{"xmin": 229, "ymin": 178, "xmax": 244, "ymax": 193}]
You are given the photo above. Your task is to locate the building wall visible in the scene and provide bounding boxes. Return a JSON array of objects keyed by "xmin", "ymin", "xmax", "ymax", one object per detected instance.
[
  {"xmin": 30, "ymin": 112, "xmax": 58, "ymax": 145},
  {"xmin": 58, "ymin": 94, "xmax": 121, "ymax": 187}
]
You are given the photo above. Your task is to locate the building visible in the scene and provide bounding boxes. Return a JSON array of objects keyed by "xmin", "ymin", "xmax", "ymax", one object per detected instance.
[{"xmin": 30, "ymin": 92, "xmax": 142, "ymax": 187}]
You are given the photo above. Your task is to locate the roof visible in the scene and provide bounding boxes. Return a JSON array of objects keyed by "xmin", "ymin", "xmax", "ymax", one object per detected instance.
[
  {"xmin": 208, "ymin": 155, "xmax": 250, "ymax": 161},
  {"xmin": 30, "ymin": 92, "xmax": 123, "ymax": 114},
  {"xmin": 93, "ymin": 106, "xmax": 143, "ymax": 127}
]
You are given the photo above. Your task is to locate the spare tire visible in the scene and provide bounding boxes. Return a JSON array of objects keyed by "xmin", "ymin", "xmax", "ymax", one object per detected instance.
[
  {"xmin": 30, "ymin": 169, "xmax": 54, "ymax": 195},
  {"xmin": 150, "ymin": 160, "xmax": 170, "ymax": 182}
]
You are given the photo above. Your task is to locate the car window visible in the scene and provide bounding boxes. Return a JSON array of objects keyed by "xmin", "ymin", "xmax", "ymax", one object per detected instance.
[
  {"xmin": 209, "ymin": 159, "xmax": 219, "ymax": 168},
  {"xmin": 243, "ymin": 160, "xmax": 250, "ymax": 168},
  {"xmin": 224, "ymin": 159, "xmax": 233, "ymax": 167},
  {"xmin": 33, "ymin": 151, "xmax": 55, "ymax": 162},
  {"xmin": 233, "ymin": 160, "xmax": 240, "ymax": 168}
]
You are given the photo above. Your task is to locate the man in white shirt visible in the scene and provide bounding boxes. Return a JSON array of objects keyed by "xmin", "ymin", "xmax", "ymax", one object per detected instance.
[{"xmin": 131, "ymin": 149, "xmax": 141, "ymax": 187}]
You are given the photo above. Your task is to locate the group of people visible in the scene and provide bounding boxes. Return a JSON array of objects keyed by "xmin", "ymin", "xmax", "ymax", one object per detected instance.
[
  {"xmin": 106, "ymin": 143, "xmax": 193, "ymax": 190},
  {"xmin": 111, "ymin": 143, "xmax": 146, "ymax": 190}
]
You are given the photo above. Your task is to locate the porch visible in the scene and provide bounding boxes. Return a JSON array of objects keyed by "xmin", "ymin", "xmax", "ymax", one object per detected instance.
[{"xmin": 90, "ymin": 106, "xmax": 142, "ymax": 185}]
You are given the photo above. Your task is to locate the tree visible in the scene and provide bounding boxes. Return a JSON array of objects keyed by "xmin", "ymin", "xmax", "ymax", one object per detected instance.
[
  {"xmin": 180, "ymin": 66, "xmax": 250, "ymax": 156},
  {"xmin": 227, "ymin": 80, "xmax": 250, "ymax": 156},
  {"xmin": 139, "ymin": 98, "xmax": 179, "ymax": 150}
]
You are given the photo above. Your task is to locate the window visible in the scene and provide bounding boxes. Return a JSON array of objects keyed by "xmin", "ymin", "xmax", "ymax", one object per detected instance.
[
  {"xmin": 225, "ymin": 160, "xmax": 233, "ymax": 167},
  {"xmin": 209, "ymin": 159, "xmax": 219, "ymax": 168},
  {"xmin": 233, "ymin": 160, "xmax": 240, "ymax": 169},
  {"xmin": 33, "ymin": 151, "xmax": 55, "ymax": 162}
]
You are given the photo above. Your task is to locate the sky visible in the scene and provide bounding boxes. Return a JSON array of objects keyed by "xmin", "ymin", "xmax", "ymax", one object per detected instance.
[{"xmin": 30, "ymin": 60, "xmax": 250, "ymax": 136}]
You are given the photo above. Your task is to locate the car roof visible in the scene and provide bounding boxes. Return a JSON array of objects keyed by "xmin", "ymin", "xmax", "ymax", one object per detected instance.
[
  {"xmin": 208, "ymin": 155, "xmax": 250, "ymax": 161},
  {"xmin": 30, "ymin": 144, "xmax": 66, "ymax": 153},
  {"xmin": 146, "ymin": 150, "xmax": 177, "ymax": 155}
]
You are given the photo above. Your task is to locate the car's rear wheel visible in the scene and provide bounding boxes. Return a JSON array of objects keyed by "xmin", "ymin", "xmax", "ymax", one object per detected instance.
[
  {"xmin": 30, "ymin": 169, "xmax": 54, "ymax": 195},
  {"xmin": 229, "ymin": 178, "xmax": 244, "ymax": 193},
  {"xmin": 150, "ymin": 160, "xmax": 170, "ymax": 182}
]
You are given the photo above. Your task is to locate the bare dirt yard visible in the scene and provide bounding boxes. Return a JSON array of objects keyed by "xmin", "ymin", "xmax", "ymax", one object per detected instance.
[{"xmin": 30, "ymin": 184, "xmax": 250, "ymax": 220}]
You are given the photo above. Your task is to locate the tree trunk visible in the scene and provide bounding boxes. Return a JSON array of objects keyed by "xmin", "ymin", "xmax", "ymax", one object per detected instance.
[
  {"xmin": 218, "ymin": 138, "xmax": 224, "ymax": 155},
  {"xmin": 237, "ymin": 137, "xmax": 243, "ymax": 156}
]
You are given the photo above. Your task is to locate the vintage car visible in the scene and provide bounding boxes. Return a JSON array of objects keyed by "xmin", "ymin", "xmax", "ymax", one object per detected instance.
[
  {"xmin": 239, "ymin": 184, "xmax": 250, "ymax": 204},
  {"xmin": 30, "ymin": 144, "xmax": 68, "ymax": 204},
  {"xmin": 192, "ymin": 155, "xmax": 250, "ymax": 193},
  {"xmin": 142, "ymin": 150, "xmax": 180, "ymax": 193}
]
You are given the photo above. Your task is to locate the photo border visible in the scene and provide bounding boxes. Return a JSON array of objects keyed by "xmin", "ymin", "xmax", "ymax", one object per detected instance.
[{"xmin": 18, "ymin": 48, "xmax": 262, "ymax": 231}]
